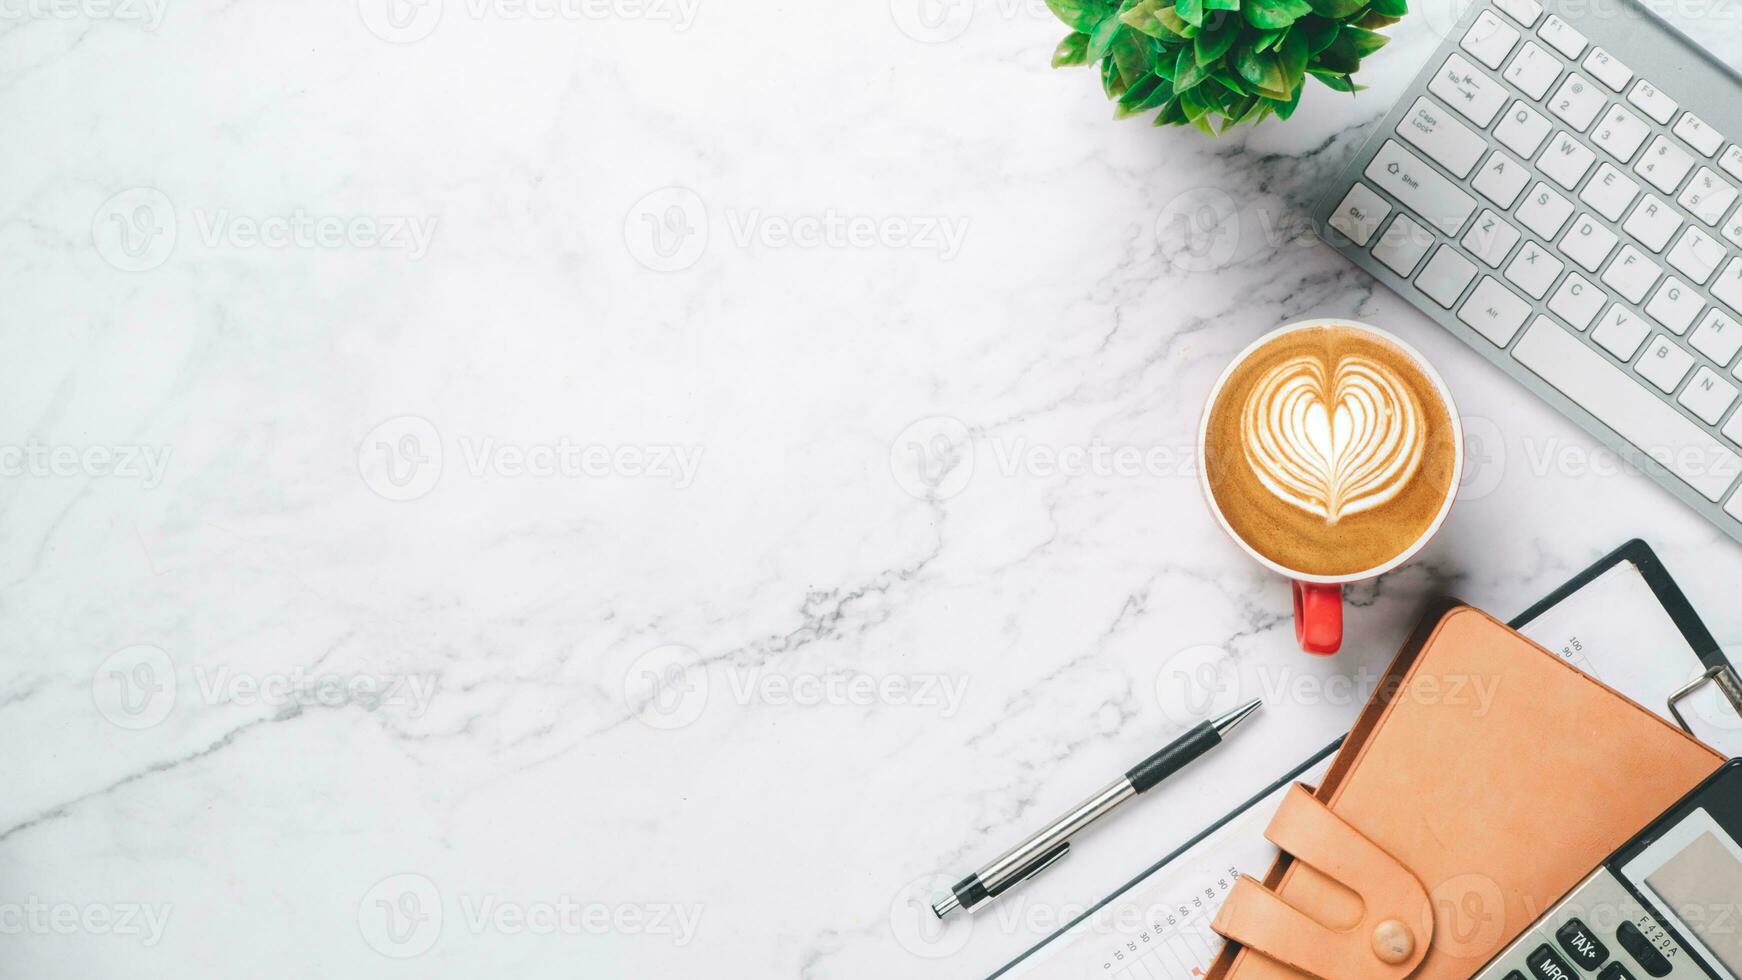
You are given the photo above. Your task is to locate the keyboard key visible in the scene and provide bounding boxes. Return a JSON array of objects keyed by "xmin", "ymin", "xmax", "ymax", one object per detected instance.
[
  {"xmin": 1726, "ymin": 408, "xmax": 1742, "ymax": 448},
  {"xmin": 1646, "ymin": 277, "xmax": 1705, "ymax": 334},
  {"xmin": 1518, "ymin": 182, "xmax": 1575, "ymax": 238},
  {"xmin": 1691, "ymin": 308, "xmax": 1742, "ymax": 366},
  {"xmin": 1329, "ymin": 183, "xmax": 1392, "ymax": 246},
  {"xmin": 1503, "ymin": 41, "xmax": 1562, "ymax": 100},
  {"xmin": 1538, "ymin": 14, "xmax": 1586, "ymax": 57},
  {"xmin": 1560, "ymin": 213, "xmax": 1618, "ymax": 272},
  {"xmin": 1540, "ymin": 132, "xmax": 1597, "ymax": 189},
  {"xmin": 1592, "ymin": 104, "xmax": 1651, "ymax": 163},
  {"xmin": 1722, "ymin": 145, "xmax": 1742, "ymax": 182},
  {"xmin": 1728, "ymin": 487, "xmax": 1742, "ymax": 521},
  {"xmin": 1624, "ymin": 194, "xmax": 1683, "ymax": 253},
  {"xmin": 1674, "ymin": 112, "xmax": 1724, "ymax": 157},
  {"xmin": 1417, "ymin": 245, "xmax": 1479, "ymax": 307},
  {"xmin": 1628, "ymin": 80, "xmax": 1678, "ymax": 125},
  {"xmin": 1549, "ymin": 272, "xmax": 1606, "ymax": 329},
  {"xmin": 1494, "ymin": 0, "xmax": 1541, "ymax": 25},
  {"xmin": 1583, "ymin": 48, "xmax": 1632, "ymax": 91},
  {"xmin": 1667, "ymin": 226, "xmax": 1722, "ymax": 284},
  {"xmin": 1372, "ymin": 214, "xmax": 1435, "ymax": 276},
  {"xmin": 1549, "ymin": 74, "xmax": 1606, "ymax": 132},
  {"xmin": 1637, "ymin": 135, "xmax": 1696, "ymax": 194},
  {"xmin": 1464, "ymin": 210, "xmax": 1522, "ymax": 267},
  {"xmin": 1513, "ymin": 317, "xmax": 1742, "ymax": 500},
  {"xmin": 1496, "ymin": 101, "xmax": 1554, "ymax": 158},
  {"xmin": 1397, "ymin": 97, "xmax": 1487, "ymax": 178},
  {"xmin": 1506, "ymin": 239, "xmax": 1565, "ymax": 298},
  {"xmin": 1460, "ymin": 276, "xmax": 1533, "ymax": 345},
  {"xmin": 1678, "ymin": 167, "xmax": 1739, "ymax": 226},
  {"xmin": 1602, "ymin": 244, "xmax": 1662, "ymax": 304},
  {"xmin": 1580, "ymin": 163, "xmax": 1640, "ymax": 221},
  {"xmin": 1461, "ymin": 9, "xmax": 1520, "ymax": 69},
  {"xmin": 1430, "ymin": 54, "xmax": 1508, "ymax": 127},
  {"xmin": 1638, "ymin": 335, "xmax": 1696, "ymax": 391},
  {"xmin": 1367, "ymin": 140, "xmax": 1477, "ymax": 235},
  {"xmin": 1717, "ymin": 258, "xmax": 1742, "ymax": 313},
  {"xmin": 1594, "ymin": 303, "xmax": 1650, "ymax": 358},
  {"xmin": 1681, "ymin": 366, "xmax": 1738, "ymax": 423},
  {"xmin": 1725, "ymin": 207, "xmax": 1742, "ymax": 249},
  {"xmin": 1474, "ymin": 150, "xmax": 1531, "ymax": 208}
]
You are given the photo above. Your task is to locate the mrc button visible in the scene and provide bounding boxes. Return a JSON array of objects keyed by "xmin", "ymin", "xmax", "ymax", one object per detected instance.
[
  {"xmin": 1557, "ymin": 918, "xmax": 1610, "ymax": 969},
  {"xmin": 1616, "ymin": 921, "xmax": 1674, "ymax": 977},
  {"xmin": 1529, "ymin": 942, "xmax": 1579, "ymax": 980}
]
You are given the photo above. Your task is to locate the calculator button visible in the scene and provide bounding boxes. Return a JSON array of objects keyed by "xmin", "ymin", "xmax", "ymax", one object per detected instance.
[
  {"xmin": 1583, "ymin": 48, "xmax": 1632, "ymax": 91},
  {"xmin": 1528, "ymin": 942, "xmax": 1579, "ymax": 980},
  {"xmin": 1599, "ymin": 963, "xmax": 1638, "ymax": 980},
  {"xmin": 1627, "ymin": 80, "xmax": 1678, "ymax": 125},
  {"xmin": 1556, "ymin": 917, "xmax": 1610, "ymax": 970},
  {"xmin": 1504, "ymin": 41, "xmax": 1562, "ymax": 100},
  {"xmin": 1538, "ymin": 14, "xmax": 1586, "ymax": 58},
  {"xmin": 1616, "ymin": 921, "xmax": 1673, "ymax": 976}
]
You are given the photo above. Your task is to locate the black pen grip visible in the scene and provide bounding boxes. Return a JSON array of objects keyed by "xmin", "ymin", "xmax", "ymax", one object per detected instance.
[{"xmin": 1124, "ymin": 721, "xmax": 1218, "ymax": 793}]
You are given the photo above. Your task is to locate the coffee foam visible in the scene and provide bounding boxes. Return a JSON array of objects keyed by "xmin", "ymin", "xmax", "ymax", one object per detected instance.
[{"xmin": 1203, "ymin": 325, "xmax": 1458, "ymax": 578}]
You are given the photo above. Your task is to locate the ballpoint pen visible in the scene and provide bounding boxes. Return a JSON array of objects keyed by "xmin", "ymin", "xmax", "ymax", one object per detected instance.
[{"xmin": 931, "ymin": 697, "xmax": 1262, "ymax": 918}]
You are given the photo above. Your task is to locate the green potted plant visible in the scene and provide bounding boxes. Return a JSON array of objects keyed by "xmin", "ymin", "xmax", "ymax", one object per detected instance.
[{"xmin": 1048, "ymin": 0, "xmax": 1405, "ymax": 133}]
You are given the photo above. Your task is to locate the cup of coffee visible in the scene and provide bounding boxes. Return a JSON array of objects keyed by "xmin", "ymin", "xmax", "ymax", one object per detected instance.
[{"xmin": 1197, "ymin": 319, "xmax": 1463, "ymax": 655}]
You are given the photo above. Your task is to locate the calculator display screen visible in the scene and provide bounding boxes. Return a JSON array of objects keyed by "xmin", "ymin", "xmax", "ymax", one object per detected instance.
[{"xmin": 1642, "ymin": 827, "xmax": 1742, "ymax": 974}]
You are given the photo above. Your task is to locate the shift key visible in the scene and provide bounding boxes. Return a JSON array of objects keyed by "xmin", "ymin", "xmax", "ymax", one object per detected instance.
[{"xmin": 1367, "ymin": 140, "xmax": 1478, "ymax": 235}]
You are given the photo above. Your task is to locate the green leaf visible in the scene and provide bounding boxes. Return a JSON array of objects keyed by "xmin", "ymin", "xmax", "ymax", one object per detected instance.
[
  {"xmin": 1111, "ymin": 27, "xmax": 1154, "ymax": 84},
  {"xmin": 1194, "ymin": 17, "xmax": 1238, "ymax": 63},
  {"xmin": 1309, "ymin": 67, "xmax": 1360, "ymax": 92},
  {"xmin": 1338, "ymin": 24, "xmax": 1387, "ymax": 56},
  {"xmin": 1045, "ymin": 0, "xmax": 1102, "ymax": 31},
  {"xmin": 1204, "ymin": 0, "xmax": 1241, "ymax": 11},
  {"xmin": 1086, "ymin": 13, "xmax": 1125, "ymax": 59},
  {"xmin": 1253, "ymin": 27, "xmax": 1286, "ymax": 51},
  {"xmin": 1235, "ymin": 46, "xmax": 1291, "ymax": 99},
  {"xmin": 1052, "ymin": 31, "xmax": 1093, "ymax": 66},
  {"xmin": 1173, "ymin": 44, "xmax": 1213, "ymax": 90},
  {"xmin": 1277, "ymin": 25, "xmax": 1308, "ymax": 91},
  {"xmin": 1154, "ymin": 96, "xmax": 1188, "ymax": 124},
  {"xmin": 1102, "ymin": 55, "xmax": 1129, "ymax": 98},
  {"xmin": 1244, "ymin": 0, "xmax": 1313, "ymax": 29},
  {"xmin": 1176, "ymin": 0, "xmax": 1204, "ymax": 25},
  {"xmin": 1298, "ymin": 16, "xmax": 1338, "ymax": 54},
  {"xmin": 1211, "ymin": 68, "xmax": 1249, "ymax": 94},
  {"xmin": 1368, "ymin": 0, "xmax": 1407, "ymax": 15},
  {"xmin": 1120, "ymin": 0, "xmax": 1177, "ymax": 37},
  {"xmin": 1306, "ymin": 0, "xmax": 1364, "ymax": 17}
]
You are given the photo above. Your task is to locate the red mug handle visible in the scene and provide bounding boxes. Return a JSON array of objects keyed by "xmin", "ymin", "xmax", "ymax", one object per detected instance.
[{"xmin": 1292, "ymin": 581, "xmax": 1343, "ymax": 655}]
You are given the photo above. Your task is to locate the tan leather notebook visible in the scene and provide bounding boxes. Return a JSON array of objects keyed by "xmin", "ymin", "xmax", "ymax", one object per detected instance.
[{"xmin": 1207, "ymin": 602, "xmax": 1725, "ymax": 980}]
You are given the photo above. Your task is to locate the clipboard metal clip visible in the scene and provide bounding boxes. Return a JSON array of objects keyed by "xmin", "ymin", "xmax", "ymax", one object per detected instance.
[{"xmin": 1668, "ymin": 664, "xmax": 1742, "ymax": 736}]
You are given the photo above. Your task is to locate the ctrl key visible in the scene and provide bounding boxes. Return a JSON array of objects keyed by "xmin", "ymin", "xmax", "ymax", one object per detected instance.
[{"xmin": 1328, "ymin": 182, "xmax": 1392, "ymax": 246}]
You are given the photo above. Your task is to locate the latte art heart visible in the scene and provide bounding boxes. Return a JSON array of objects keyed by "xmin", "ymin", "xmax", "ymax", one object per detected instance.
[{"xmin": 1240, "ymin": 353, "xmax": 1426, "ymax": 524}]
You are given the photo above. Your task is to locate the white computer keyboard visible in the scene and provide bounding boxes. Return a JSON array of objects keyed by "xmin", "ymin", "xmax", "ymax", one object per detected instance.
[{"xmin": 1315, "ymin": 0, "xmax": 1742, "ymax": 542}]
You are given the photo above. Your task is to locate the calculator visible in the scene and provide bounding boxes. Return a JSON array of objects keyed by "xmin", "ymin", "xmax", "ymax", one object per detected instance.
[{"xmin": 1475, "ymin": 759, "xmax": 1742, "ymax": 980}]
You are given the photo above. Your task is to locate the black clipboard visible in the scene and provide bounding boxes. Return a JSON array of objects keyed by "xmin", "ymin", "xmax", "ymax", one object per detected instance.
[{"xmin": 988, "ymin": 538, "xmax": 1738, "ymax": 980}]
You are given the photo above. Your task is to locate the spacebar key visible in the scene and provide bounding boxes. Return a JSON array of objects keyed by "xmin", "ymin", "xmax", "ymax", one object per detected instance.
[
  {"xmin": 1513, "ymin": 320, "xmax": 1742, "ymax": 501},
  {"xmin": 1365, "ymin": 140, "xmax": 1476, "ymax": 235}
]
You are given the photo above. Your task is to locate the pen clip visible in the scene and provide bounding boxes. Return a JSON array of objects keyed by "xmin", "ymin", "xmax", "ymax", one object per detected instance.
[{"xmin": 1014, "ymin": 841, "xmax": 1071, "ymax": 886}]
